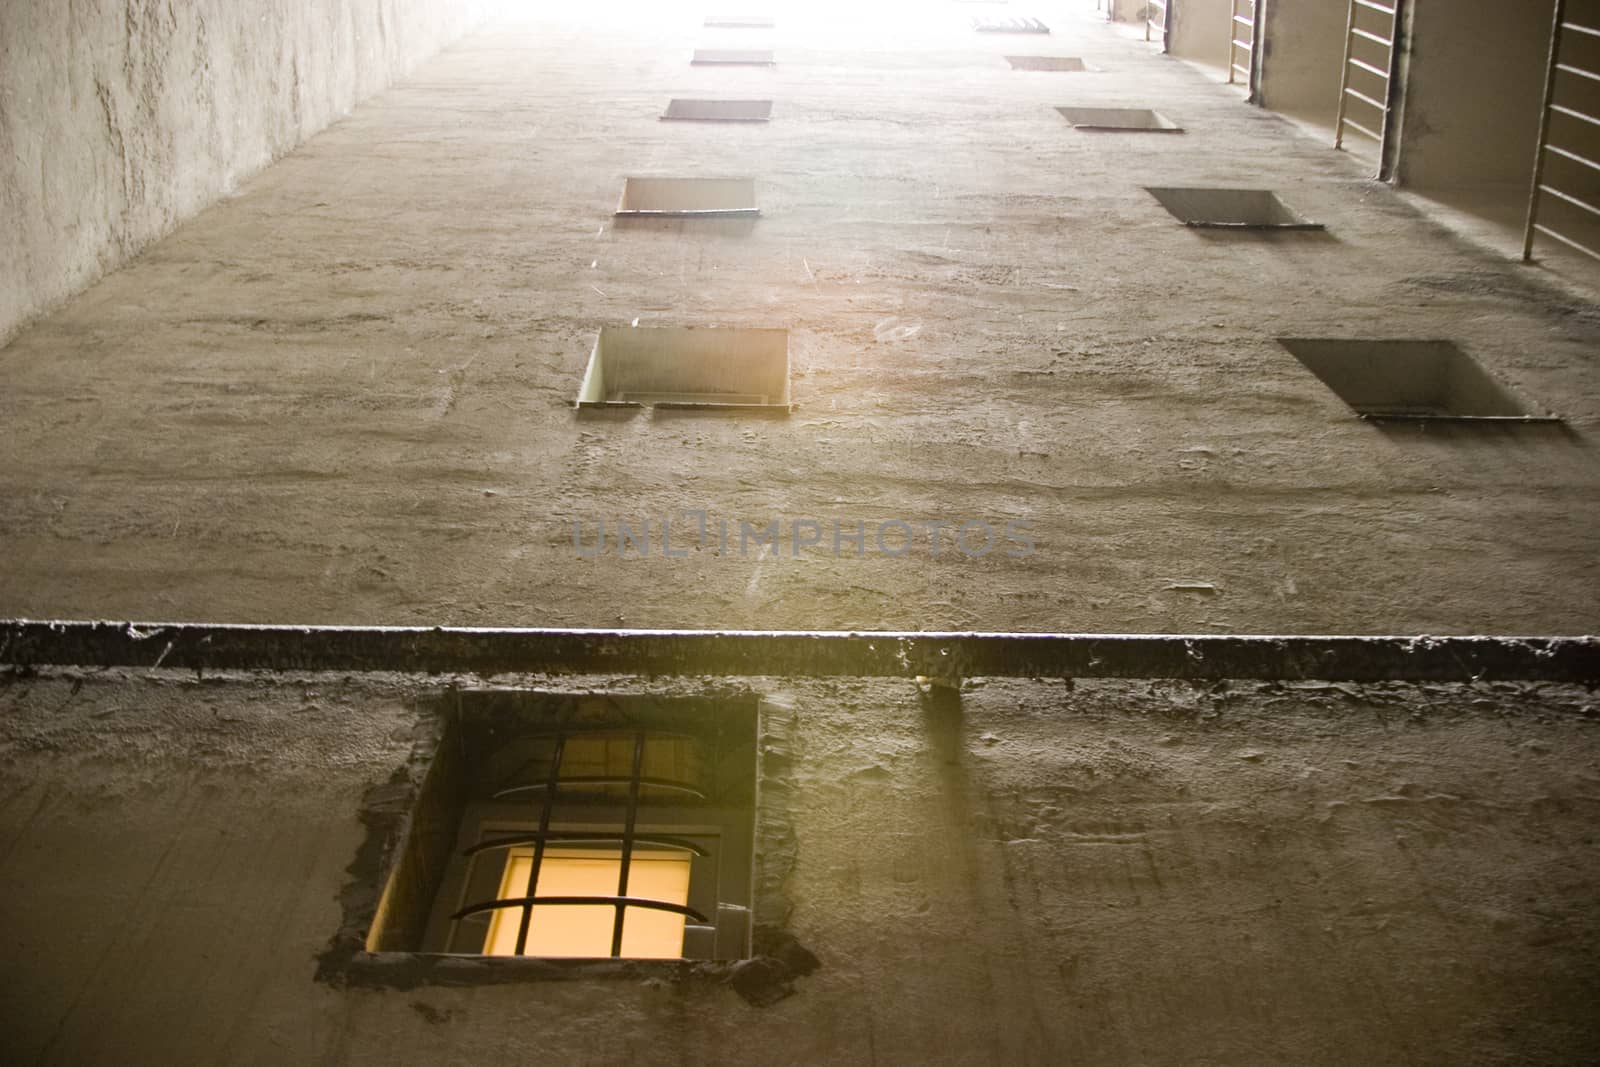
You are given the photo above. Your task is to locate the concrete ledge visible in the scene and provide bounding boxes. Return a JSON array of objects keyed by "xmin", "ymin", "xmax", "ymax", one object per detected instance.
[{"xmin": 1, "ymin": 621, "xmax": 1594, "ymax": 682}]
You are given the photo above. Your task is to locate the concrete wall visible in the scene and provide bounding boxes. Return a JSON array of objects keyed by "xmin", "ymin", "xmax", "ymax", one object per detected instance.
[
  {"xmin": 1170, "ymin": 0, "xmax": 1234, "ymax": 72},
  {"xmin": 1394, "ymin": 0, "xmax": 1555, "ymax": 190},
  {"xmin": 2, "ymin": 670, "xmax": 1598, "ymax": 1065},
  {"xmin": 0, "ymin": 0, "xmax": 496, "ymax": 348},
  {"xmin": 1258, "ymin": 0, "xmax": 1349, "ymax": 127}
]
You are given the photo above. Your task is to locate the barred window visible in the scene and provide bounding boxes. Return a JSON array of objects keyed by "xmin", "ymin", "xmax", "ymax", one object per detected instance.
[{"xmin": 369, "ymin": 692, "xmax": 757, "ymax": 962}]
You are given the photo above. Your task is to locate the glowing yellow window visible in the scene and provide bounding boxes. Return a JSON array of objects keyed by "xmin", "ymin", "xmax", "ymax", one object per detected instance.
[{"xmin": 482, "ymin": 849, "xmax": 692, "ymax": 959}]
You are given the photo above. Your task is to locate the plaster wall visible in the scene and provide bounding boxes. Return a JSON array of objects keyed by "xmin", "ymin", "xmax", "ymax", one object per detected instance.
[
  {"xmin": 1, "ymin": 670, "xmax": 1597, "ymax": 1065},
  {"xmin": 1395, "ymin": 0, "xmax": 1555, "ymax": 190},
  {"xmin": 1258, "ymin": 0, "xmax": 1349, "ymax": 127},
  {"xmin": 1169, "ymin": 0, "xmax": 1233, "ymax": 72},
  {"xmin": 0, "ymin": 0, "xmax": 496, "ymax": 347}
]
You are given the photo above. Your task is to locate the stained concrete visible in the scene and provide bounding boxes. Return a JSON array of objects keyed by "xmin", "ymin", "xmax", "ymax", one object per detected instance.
[
  {"xmin": 0, "ymin": 1, "xmax": 1597, "ymax": 635},
  {"xmin": 0, "ymin": 0, "xmax": 497, "ymax": 347},
  {"xmin": 1, "ymin": 668, "xmax": 1597, "ymax": 1064},
  {"xmin": 1257, "ymin": 0, "xmax": 1349, "ymax": 129}
]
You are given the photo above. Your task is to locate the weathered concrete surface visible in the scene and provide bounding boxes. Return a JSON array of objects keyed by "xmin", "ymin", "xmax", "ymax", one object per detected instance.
[
  {"xmin": 0, "ymin": 0, "xmax": 497, "ymax": 346},
  {"xmin": 0, "ymin": 668, "xmax": 1597, "ymax": 1064},
  {"xmin": 1396, "ymin": 0, "xmax": 1554, "ymax": 191},
  {"xmin": 0, "ymin": 1, "xmax": 1597, "ymax": 637},
  {"xmin": 1257, "ymin": 0, "xmax": 1348, "ymax": 128}
]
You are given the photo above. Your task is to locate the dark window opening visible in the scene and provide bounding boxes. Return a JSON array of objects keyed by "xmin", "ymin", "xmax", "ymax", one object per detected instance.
[
  {"xmin": 368, "ymin": 691, "xmax": 758, "ymax": 962},
  {"xmin": 1276, "ymin": 338, "xmax": 1559, "ymax": 423}
]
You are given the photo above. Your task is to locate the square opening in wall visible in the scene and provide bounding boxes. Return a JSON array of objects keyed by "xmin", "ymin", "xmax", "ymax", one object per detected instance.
[
  {"xmin": 691, "ymin": 49, "xmax": 775, "ymax": 65},
  {"xmin": 705, "ymin": 15, "xmax": 775, "ymax": 28},
  {"xmin": 1146, "ymin": 187, "xmax": 1323, "ymax": 229},
  {"xmin": 366, "ymin": 690, "xmax": 759, "ymax": 963},
  {"xmin": 1058, "ymin": 107, "xmax": 1181, "ymax": 132},
  {"xmin": 616, "ymin": 177, "xmax": 759, "ymax": 217},
  {"xmin": 1006, "ymin": 56, "xmax": 1087, "ymax": 71},
  {"xmin": 1276, "ymin": 339, "xmax": 1557, "ymax": 422},
  {"xmin": 974, "ymin": 16, "xmax": 1049, "ymax": 33},
  {"xmin": 576, "ymin": 325, "xmax": 791, "ymax": 411},
  {"xmin": 662, "ymin": 99, "xmax": 773, "ymax": 122}
]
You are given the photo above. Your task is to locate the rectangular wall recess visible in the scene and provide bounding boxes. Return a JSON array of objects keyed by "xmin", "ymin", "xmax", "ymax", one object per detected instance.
[
  {"xmin": 1005, "ymin": 56, "xmax": 1086, "ymax": 71},
  {"xmin": 1058, "ymin": 107, "xmax": 1181, "ymax": 132},
  {"xmin": 616, "ymin": 178, "xmax": 759, "ymax": 217},
  {"xmin": 704, "ymin": 15, "xmax": 775, "ymax": 28},
  {"xmin": 662, "ymin": 99, "xmax": 773, "ymax": 122},
  {"xmin": 691, "ymin": 49, "xmax": 775, "ymax": 66},
  {"xmin": 1276, "ymin": 339, "xmax": 1557, "ymax": 423},
  {"xmin": 1146, "ymin": 187, "xmax": 1322, "ymax": 230},
  {"xmin": 974, "ymin": 16, "xmax": 1049, "ymax": 33},
  {"xmin": 576, "ymin": 326, "xmax": 791, "ymax": 411}
]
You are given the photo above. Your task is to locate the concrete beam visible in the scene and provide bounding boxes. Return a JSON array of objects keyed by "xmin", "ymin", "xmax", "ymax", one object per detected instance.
[{"xmin": 0, "ymin": 620, "xmax": 1594, "ymax": 682}]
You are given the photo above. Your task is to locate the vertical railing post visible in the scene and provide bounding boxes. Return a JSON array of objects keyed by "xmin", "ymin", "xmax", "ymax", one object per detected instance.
[{"xmin": 1525, "ymin": 0, "xmax": 1568, "ymax": 261}]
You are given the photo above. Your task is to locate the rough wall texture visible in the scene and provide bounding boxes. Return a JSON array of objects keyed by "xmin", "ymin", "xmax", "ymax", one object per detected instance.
[
  {"xmin": 0, "ymin": 0, "xmax": 495, "ymax": 347},
  {"xmin": 1258, "ymin": 0, "xmax": 1348, "ymax": 127},
  {"xmin": 1396, "ymin": 0, "xmax": 1554, "ymax": 190},
  {"xmin": 0, "ymin": 3, "xmax": 1597, "ymax": 635},
  {"xmin": 1, "ymin": 669, "xmax": 1597, "ymax": 1065},
  {"xmin": 1169, "ymin": 0, "xmax": 1233, "ymax": 72}
]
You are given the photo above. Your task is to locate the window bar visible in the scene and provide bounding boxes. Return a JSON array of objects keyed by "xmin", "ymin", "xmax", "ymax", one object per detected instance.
[
  {"xmin": 513, "ymin": 731, "xmax": 566, "ymax": 956},
  {"xmin": 493, "ymin": 776, "xmax": 706, "ymax": 800},
  {"xmin": 610, "ymin": 731, "xmax": 648, "ymax": 958},
  {"xmin": 1525, "ymin": 1, "xmax": 1600, "ymax": 263},
  {"xmin": 465, "ymin": 831, "xmax": 711, "ymax": 858},
  {"xmin": 1146, "ymin": 0, "xmax": 1169, "ymax": 52},
  {"xmin": 1334, "ymin": 0, "xmax": 1403, "ymax": 180}
]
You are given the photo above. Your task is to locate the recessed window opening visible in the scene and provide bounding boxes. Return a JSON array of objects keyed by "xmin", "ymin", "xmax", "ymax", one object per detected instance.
[
  {"xmin": 616, "ymin": 177, "xmax": 759, "ymax": 217},
  {"xmin": 576, "ymin": 325, "xmax": 792, "ymax": 411},
  {"xmin": 974, "ymin": 16, "xmax": 1050, "ymax": 34},
  {"xmin": 662, "ymin": 99, "xmax": 773, "ymax": 122},
  {"xmin": 1146, "ymin": 186, "xmax": 1323, "ymax": 230},
  {"xmin": 1057, "ymin": 107, "xmax": 1182, "ymax": 132},
  {"xmin": 691, "ymin": 49, "xmax": 775, "ymax": 66},
  {"xmin": 368, "ymin": 691, "xmax": 758, "ymax": 963},
  {"xmin": 1276, "ymin": 339, "xmax": 1559, "ymax": 423},
  {"xmin": 1006, "ymin": 56, "xmax": 1087, "ymax": 71}
]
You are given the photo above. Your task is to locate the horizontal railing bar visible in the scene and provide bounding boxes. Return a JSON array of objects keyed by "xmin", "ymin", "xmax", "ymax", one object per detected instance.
[
  {"xmin": 1231, "ymin": 62, "xmax": 1251, "ymax": 76},
  {"xmin": 493, "ymin": 777, "xmax": 709, "ymax": 800},
  {"xmin": 1233, "ymin": 15, "xmax": 1253, "ymax": 27},
  {"xmin": 1347, "ymin": 56, "xmax": 1389, "ymax": 79},
  {"xmin": 0, "ymin": 621, "xmax": 1594, "ymax": 682},
  {"xmin": 1232, "ymin": 40, "xmax": 1251, "ymax": 53},
  {"xmin": 1538, "ymin": 183, "xmax": 1600, "ymax": 217},
  {"xmin": 1562, "ymin": 21, "xmax": 1600, "ymax": 38},
  {"xmin": 1355, "ymin": 0, "xmax": 1396, "ymax": 14},
  {"xmin": 1343, "ymin": 86, "xmax": 1388, "ymax": 111},
  {"xmin": 452, "ymin": 895, "xmax": 709, "ymax": 923},
  {"xmin": 1544, "ymin": 143, "xmax": 1600, "ymax": 173},
  {"xmin": 1556, "ymin": 62, "xmax": 1600, "ymax": 83},
  {"xmin": 1340, "ymin": 116, "xmax": 1383, "ymax": 141},
  {"xmin": 464, "ymin": 833, "xmax": 711, "ymax": 858},
  {"xmin": 1532, "ymin": 222, "xmax": 1600, "ymax": 262},
  {"xmin": 1551, "ymin": 103, "xmax": 1600, "ymax": 128},
  {"xmin": 1350, "ymin": 27, "xmax": 1393, "ymax": 48}
]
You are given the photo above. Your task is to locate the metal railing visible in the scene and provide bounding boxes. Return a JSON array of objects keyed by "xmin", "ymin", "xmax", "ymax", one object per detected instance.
[
  {"xmin": 1524, "ymin": 0, "xmax": 1600, "ymax": 263},
  {"xmin": 1229, "ymin": 0, "xmax": 1258, "ymax": 92},
  {"xmin": 1146, "ymin": 0, "xmax": 1170, "ymax": 52},
  {"xmin": 1335, "ymin": 0, "xmax": 1404, "ymax": 178}
]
